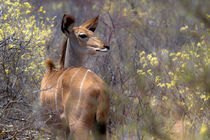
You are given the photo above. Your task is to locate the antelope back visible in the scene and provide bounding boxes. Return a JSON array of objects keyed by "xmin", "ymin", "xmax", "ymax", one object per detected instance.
[{"xmin": 40, "ymin": 66, "xmax": 109, "ymax": 139}]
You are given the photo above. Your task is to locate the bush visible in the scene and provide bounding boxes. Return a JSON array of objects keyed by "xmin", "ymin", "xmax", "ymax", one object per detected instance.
[
  {"xmin": 137, "ymin": 26, "xmax": 209, "ymax": 139},
  {"xmin": 0, "ymin": 0, "xmax": 209, "ymax": 139},
  {"xmin": 0, "ymin": 0, "xmax": 54, "ymax": 139}
]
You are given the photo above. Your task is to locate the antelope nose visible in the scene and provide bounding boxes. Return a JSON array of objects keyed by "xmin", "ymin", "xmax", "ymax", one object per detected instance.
[{"xmin": 104, "ymin": 45, "xmax": 110, "ymax": 50}]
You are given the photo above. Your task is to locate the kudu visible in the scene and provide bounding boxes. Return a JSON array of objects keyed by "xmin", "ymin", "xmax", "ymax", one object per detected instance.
[{"xmin": 40, "ymin": 15, "xmax": 110, "ymax": 140}]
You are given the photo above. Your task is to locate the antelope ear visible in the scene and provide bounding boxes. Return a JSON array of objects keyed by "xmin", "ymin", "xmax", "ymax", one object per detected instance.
[
  {"xmin": 80, "ymin": 15, "xmax": 99, "ymax": 32},
  {"xmin": 61, "ymin": 14, "xmax": 75, "ymax": 34}
]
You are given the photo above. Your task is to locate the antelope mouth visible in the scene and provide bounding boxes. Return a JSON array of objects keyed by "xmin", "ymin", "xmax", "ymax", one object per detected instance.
[
  {"xmin": 96, "ymin": 48, "xmax": 109, "ymax": 52},
  {"xmin": 88, "ymin": 46, "xmax": 110, "ymax": 54}
]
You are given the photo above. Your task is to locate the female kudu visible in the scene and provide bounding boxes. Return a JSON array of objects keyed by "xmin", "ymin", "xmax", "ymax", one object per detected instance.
[{"xmin": 40, "ymin": 15, "xmax": 110, "ymax": 140}]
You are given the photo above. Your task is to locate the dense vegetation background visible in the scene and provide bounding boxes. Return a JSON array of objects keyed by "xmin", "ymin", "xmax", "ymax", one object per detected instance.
[{"xmin": 0, "ymin": 0, "xmax": 209, "ymax": 139}]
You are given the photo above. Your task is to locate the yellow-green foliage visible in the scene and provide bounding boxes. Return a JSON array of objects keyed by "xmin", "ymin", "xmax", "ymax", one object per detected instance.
[
  {"xmin": 92, "ymin": 0, "xmax": 209, "ymax": 139},
  {"xmin": 0, "ymin": 0, "xmax": 54, "ymax": 82},
  {"xmin": 137, "ymin": 25, "xmax": 209, "ymax": 139},
  {"xmin": 93, "ymin": 0, "xmax": 162, "ymax": 26},
  {"xmin": 0, "ymin": 1, "xmax": 55, "ymax": 138}
]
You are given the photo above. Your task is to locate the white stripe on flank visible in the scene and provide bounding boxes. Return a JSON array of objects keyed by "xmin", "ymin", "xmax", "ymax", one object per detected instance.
[
  {"xmin": 76, "ymin": 69, "xmax": 90, "ymax": 109},
  {"xmin": 61, "ymin": 84, "xmax": 63, "ymax": 104},
  {"xmin": 70, "ymin": 68, "xmax": 81, "ymax": 84},
  {"xmin": 54, "ymin": 88, "xmax": 58, "ymax": 112},
  {"xmin": 55, "ymin": 71, "xmax": 68, "ymax": 112}
]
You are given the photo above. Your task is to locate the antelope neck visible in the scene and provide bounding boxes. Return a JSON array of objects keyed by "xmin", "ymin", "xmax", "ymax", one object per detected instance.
[{"xmin": 64, "ymin": 36, "xmax": 85, "ymax": 68}]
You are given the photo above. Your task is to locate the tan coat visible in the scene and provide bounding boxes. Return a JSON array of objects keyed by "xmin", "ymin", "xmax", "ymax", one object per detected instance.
[{"xmin": 40, "ymin": 61, "xmax": 109, "ymax": 139}]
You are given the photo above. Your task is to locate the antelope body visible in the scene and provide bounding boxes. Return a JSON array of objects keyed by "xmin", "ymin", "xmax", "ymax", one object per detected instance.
[{"xmin": 40, "ymin": 15, "xmax": 110, "ymax": 140}]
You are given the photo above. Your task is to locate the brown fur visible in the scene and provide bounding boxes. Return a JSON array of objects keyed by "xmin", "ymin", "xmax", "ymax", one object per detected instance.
[
  {"xmin": 61, "ymin": 14, "xmax": 75, "ymax": 34},
  {"xmin": 80, "ymin": 15, "xmax": 99, "ymax": 32},
  {"xmin": 45, "ymin": 59, "xmax": 56, "ymax": 71},
  {"xmin": 59, "ymin": 39, "xmax": 67, "ymax": 69},
  {"xmin": 40, "ymin": 14, "xmax": 110, "ymax": 139},
  {"xmin": 60, "ymin": 14, "xmax": 109, "ymax": 69},
  {"xmin": 40, "ymin": 63, "xmax": 110, "ymax": 139}
]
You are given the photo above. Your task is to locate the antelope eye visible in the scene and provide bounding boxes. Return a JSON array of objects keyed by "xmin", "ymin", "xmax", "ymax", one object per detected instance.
[{"xmin": 78, "ymin": 34, "xmax": 88, "ymax": 38}]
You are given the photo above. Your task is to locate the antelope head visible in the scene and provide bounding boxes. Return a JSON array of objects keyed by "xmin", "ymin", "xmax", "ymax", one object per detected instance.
[{"xmin": 61, "ymin": 14, "xmax": 110, "ymax": 56}]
